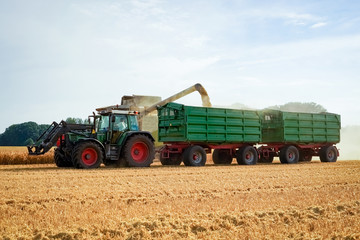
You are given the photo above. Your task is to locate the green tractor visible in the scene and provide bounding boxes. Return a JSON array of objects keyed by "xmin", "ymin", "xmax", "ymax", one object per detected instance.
[{"xmin": 28, "ymin": 106, "xmax": 155, "ymax": 169}]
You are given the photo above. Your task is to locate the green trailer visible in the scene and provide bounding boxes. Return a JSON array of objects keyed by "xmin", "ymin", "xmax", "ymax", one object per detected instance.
[
  {"xmin": 158, "ymin": 102, "xmax": 262, "ymax": 166},
  {"xmin": 258, "ymin": 110, "xmax": 341, "ymax": 164},
  {"xmin": 157, "ymin": 103, "xmax": 341, "ymax": 166}
]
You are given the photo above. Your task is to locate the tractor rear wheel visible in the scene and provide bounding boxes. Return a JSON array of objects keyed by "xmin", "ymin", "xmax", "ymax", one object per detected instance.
[
  {"xmin": 236, "ymin": 146, "xmax": 258, "ymax": 165},
  {"xmin": 183, "ymin": 146, "xmax": 206, "ymax": 166},
  {"xmin": 123, "ymin": 135, "xmax": 154, "ymax": 167},
  {"xmin": 319, "ymin": 146, "xmax": 337, "ymax": 162},
  {"xmin": 72, "ymin": 142, "xmax": 103, "ymax": 169},
  {"xmin": 279, "ymin": 145, "xmax": 299, "ymax": 164},
  {"xmin": 212, "ymin": 149, "xmax": 233, "ymax": 164},
  {"xmin": 54, "ymin": 148, "xmax": 73, "ymax": 167},
  {"xmin": 160, "ymin": 153, "xmax": 183, "ymax": 165}
]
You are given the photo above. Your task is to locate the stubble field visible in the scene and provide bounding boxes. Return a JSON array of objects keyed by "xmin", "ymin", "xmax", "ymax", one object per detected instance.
[{"xmin": 1, "ymin": 156, "xmax": 360, "ymax": 239}]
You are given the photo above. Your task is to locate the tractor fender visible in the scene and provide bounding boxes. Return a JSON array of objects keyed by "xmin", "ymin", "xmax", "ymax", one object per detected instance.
[
  {"xmin": 117, "ymin": 131, "xmax": 155, "ymax": 155},
  {"xmin": 75, "ymin": 138, "xmax": 106, "ymax": 156},
  {"xmin": 128, "ymin": 131, "xmax": 155, "ymax": 142},
  {"xmin": 120, "ymin": 131, "xmax": 155, "ymax": 144}
]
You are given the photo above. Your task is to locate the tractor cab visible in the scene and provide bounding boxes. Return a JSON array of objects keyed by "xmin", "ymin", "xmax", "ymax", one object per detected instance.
[{"xmin": 95, "ymin": 108, "xmax": 140, "ymax": 144}]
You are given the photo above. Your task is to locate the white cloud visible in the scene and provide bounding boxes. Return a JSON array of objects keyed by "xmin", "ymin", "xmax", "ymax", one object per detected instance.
[
  {"xmin": 311, "ymin": 22, "xmax": 328, "ymax": 28},
  {"xmin": 135, "ymin": 56, "xmax": 220, "ymax": 78},
  {"xmin": 243, "ymin": 8, "xmax": 324, "ymax": 27},
  {"xmin": 184, "ymin": 36, "xmax": 210, "ymax": 48},
  {"xmin": 232, "ymin": 34, "xmax": 360, "ymax": 66}
]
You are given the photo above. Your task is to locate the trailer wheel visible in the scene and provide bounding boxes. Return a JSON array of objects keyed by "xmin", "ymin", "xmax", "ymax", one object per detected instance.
[
  {"xmin": 160, "ymin": 153, "xmax": 182, "ymax": 165},
  {"xmin": 72, "ymin": 142, "xmax": 103, "ymax": 169},
  {"xmin": 123, "ymin": 135, "xmax": 154, "ymax": 167},
  {"xmin": 212, "ymin": 149, "xmax": 233, "ymax": 164},
  {"xmin": 54, "ymin": 148, "xmax": 73, "ymax": 167},
  {"xmin": 183, "ymin": 146, "xmax": 206, "ymax": 166},
  {"xmin": 320, "ymin": 146, "xmax": 337, "ymax": 162},
  {"xmin": 279, "ymin": 145, "xmax": 299, "ymax": 164},
  {"xmin": 236, "ymin": 146, "xmax": 258, "ymax": 165}
]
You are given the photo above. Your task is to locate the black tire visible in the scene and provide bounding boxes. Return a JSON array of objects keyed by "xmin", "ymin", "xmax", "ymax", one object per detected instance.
[
  {"xmin": 236, "ymin": 146, "xmax": 258, "ymax": 165},
  {"xmin": 212, "ymin": 149, "xmax": 233, "ymax": 164},
  {"xmin": 123, "ymin": 135, "xmax": 154, "ymax": 167},
  {"xmin": 319, "ymin": 146, "xmax": 338, "ymax": 162},
  {"xmin": 299, "ymin": 151, "xmax": 312, "ymax": 162},
  {"xmin": 279, "ymin": 145, "xmax": 299, "ymax": 164},
  {"xmin": 72, "ymin": 141, "xmax": 103, "ymax": 169},
  {"xmin": 54, "ymin": 148, "xmax": 73, "ymax": 167},
  {"xmin": 258, "ymin": 155, "xmax": 274, "ymax": 163},
  {"xmin": 160, "ymin": 153, "xmax": 182, "ymax": 165},
  {"xmin": 183, "ymin": 146, "xmax": 206, "ymax": 166}
]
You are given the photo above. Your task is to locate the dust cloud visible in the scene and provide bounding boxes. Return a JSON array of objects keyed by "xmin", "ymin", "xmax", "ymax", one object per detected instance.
[{"xmin": 338, "ymin": 126, "xmax": 360, "ymax": 160}]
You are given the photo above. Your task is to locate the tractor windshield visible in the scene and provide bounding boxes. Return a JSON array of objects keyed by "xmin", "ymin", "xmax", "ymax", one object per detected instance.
[{"xmin": 113, "ymin": 115, "xmax": 128, "ymax": 131}]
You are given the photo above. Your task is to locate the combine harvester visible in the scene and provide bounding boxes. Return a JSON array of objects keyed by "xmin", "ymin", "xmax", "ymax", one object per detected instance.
[{"xmin": 28, "ymin": 83, "xmax": 340, "ymax": 168}]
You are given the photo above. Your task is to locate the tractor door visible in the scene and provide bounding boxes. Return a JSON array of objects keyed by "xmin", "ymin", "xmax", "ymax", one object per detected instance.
[
  {"xmin": 97, "ymin": 115, "xmax": 110, "ymax": 143},
  {"xmin": 111, "ymin": 114, "xmax": 129, "ymax": 144}
]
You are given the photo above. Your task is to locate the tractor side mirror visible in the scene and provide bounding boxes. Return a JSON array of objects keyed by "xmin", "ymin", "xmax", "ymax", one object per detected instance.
[{"xmin": 111, "ymin": 115, "xmax": 116, "ymax": 123}]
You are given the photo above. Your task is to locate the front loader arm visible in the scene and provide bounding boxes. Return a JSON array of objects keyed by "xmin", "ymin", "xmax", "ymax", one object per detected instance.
[{"xmin": 27, "ymin": 120, "xmax": 93, "ymax": 155}]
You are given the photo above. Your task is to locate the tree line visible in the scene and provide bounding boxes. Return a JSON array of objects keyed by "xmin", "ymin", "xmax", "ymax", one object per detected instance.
[{"xmin": 0, "ymin": 118, "xmax": 87, "ymax": 146}]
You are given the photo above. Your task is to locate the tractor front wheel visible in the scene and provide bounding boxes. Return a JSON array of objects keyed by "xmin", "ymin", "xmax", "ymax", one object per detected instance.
[
  {"xmin": 72, "ymin": 142, "xmax": 103, "ymax": 169},
  {"xmin": 123, "ymin": 135, "xmax": 154, "ymax": 167},
  {"xmin": 54, "ymin": 148, "xmax": 73, "ymax": 167}
]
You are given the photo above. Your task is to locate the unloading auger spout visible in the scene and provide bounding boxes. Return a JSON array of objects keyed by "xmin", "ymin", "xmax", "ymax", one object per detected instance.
[{"xmin": 142, "ymin": 83, "xmax": 212, "ymax": 116}]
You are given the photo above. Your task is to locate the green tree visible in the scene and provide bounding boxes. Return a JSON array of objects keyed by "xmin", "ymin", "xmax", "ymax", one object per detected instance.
[
  {"xmin": 65, "ymin": 117, "xmax": 87, "ymax": 124},
  {"xmin": 24, "ymin": 138, "xmax": 34, "ymax": 145},
  {"xmin": 0, "ymin": 122, "xmax": 49, "ymax": 146}
]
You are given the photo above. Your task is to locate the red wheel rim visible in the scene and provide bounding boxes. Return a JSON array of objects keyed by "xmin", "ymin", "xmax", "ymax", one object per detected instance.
[
  {"xmin": 131, "ymin": 142, "xmax": 149, "ymax": 163},
  {"xmin": 192, "ymin": 152, "xmax": 202, "ymax": 164},
  {"xmin": 81, "ymin": 148, "xmax": 98, "ymax": 166}
]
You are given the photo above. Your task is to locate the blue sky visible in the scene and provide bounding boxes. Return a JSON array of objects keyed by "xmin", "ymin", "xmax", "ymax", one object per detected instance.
[{"xmin": 1, "ymin": 0, "xmax": 360, "ymax": 133}]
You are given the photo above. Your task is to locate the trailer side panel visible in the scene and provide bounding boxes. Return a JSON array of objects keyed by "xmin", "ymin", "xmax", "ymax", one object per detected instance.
[
  {"xmin": 158, "ymin": 103, "xmax": 261, "ymax": 144},
  {"xmin": 260, "ymin": 110, "xmax": 341, "ymax": 144}
]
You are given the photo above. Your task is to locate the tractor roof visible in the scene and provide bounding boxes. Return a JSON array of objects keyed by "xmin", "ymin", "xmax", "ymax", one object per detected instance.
[{"xmin": 96, "ymin": 105, "xmax": 139, "ymax": 115}]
